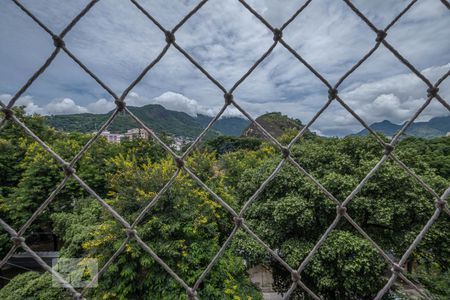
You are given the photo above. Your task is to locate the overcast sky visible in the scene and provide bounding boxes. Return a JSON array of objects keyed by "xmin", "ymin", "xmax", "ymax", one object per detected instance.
[{"xmin": 0, "ymin": 0, "xmax": 449, "ymax": 136}]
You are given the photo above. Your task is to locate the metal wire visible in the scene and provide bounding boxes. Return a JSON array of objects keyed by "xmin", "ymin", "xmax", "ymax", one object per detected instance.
[{"xmin": 0, "ymin": 0, "xmax": 449, "ymax": 299}]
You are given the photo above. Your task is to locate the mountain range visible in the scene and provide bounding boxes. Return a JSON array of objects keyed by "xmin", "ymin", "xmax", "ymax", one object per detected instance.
[
  {"xmin": 45, "ymin": 104, "xmax": 250, "ymax": 137},
  {"xmin": 355, "ymin": 115, "xmax": 450, "ymax": 138},
  {"xmin": 45, "ymin": 104, "xmax": 450, "ymax": 139}
]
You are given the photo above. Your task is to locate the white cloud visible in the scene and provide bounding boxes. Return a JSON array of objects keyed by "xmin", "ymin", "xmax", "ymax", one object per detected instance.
[
  {"xmin": 1, "ymin": 91, "xmax": 243, "ymax": 118},
  {"xmin": 312, "ymin": 64, "xmax": 450, "ymax": 135},
  {"xmin": 125, "ymin": 91, "xmax": 243, "ymax": 117},
  {"xmin": 152, "ymin": 92, "xmax": 208, "ymax": 117},
  {"xmin": 87, "ymin": 98, "xmax": 116, "ymax": 114},
  {"xmin": 1, "ymin": 94, "xmax": 44, "ymax": 115},
  {"xmin": 121, "ymin": 91, "xmax": 211, "ymax": 117},
  {"xmin": 1, "ymin": 95, "xmax": 87, "ymax": 115},
  {"xmin": 45, "ymin": 98, "xmax": 89, "ymax": 115}
]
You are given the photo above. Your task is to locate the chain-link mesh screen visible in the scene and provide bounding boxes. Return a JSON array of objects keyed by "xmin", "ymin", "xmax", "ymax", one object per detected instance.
[{"xmin": 1, "ymin": 0, "xmax": 449, "ymax": 299}]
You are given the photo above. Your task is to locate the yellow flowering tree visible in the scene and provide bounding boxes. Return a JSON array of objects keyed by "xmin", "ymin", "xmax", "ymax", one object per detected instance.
[{"xmin": 53, "ymin": 151, "xmax": 262, "ymax": 300}]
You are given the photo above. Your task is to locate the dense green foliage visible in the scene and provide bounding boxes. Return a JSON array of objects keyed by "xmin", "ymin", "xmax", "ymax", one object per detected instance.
[
  {"xmin": 45, "ymin": 104, "xmax": 249, "ymax": 137},
  {"xmin": 205, "ymin": 136, "xmax": 262, "ymax": 154},
  {"xmin": 0, "ymin": 272, "xmax": 69, "ymax": 300},
  {"xmin": 224, "ymin": 135, "xmax": 449, "ymax": 299},
  {"xmin": 50, "ymin": 153, "xmax": 261, "ymax": 300},
  {"xmin": 411, "ymin": 267, "xmax": 450, "ymax": 300},
  {"xmin": 398, "ymin": 137, "xmax": 450, "ymax": 178},
  {"xmin": 0, "ymin": 109, "xmax": 259, "ymax": 299},
  {"xmin": 1, "ymin": 108, "xmax": 449, "ymax": 299},
  {"xmin": 0, "ymin": 109, "xmax": 167, "ymax": 258}
]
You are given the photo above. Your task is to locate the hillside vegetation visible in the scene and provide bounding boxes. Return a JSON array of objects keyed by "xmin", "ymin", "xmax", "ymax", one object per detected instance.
[
  {"xmin": 356, "ymin": 115, "xmax": 450, "ymax": 138},
  {"xmin": 242, "ymin": 112, "xmax": 314, "ymax": 139},
  {"xmin": 45, "ymin": 104, "xmax": 249, "ymax": 137}
]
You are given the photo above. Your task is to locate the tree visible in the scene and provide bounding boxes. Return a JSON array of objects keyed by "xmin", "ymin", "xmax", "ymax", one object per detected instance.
[
  {"xmin": 0, "ymin": 108, "xmax": 165, "ymax": 257},
  {"xmin": 51, "ymin": 151, "xmax": 262, "ymax": 300},
  {"xmin": 0, "ymin": 272, "xmax": 70, "ymax": 300},
  {"xmin": 227, "ymin": 136, "xmax": 449, "ymax": 299},
  {"xmin": 205, "ymin": 136, "xmax": 261, "ymax": 155}
]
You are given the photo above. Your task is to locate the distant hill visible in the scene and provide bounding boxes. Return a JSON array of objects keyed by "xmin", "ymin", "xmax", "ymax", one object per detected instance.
[
  {"xmin": 45, "ymin": 104, "xmax": 250, "ymax": 137},
  {"xmin": 242, "ymin": 112, "xmax": 312, "ymax": 139},
  {"xmin": 355, "ymin": 115, "xmax": 450, "ymax": 138},
  {"xmin": 196, "ymin": 114, "xmax": 250, "ymax": 136}
]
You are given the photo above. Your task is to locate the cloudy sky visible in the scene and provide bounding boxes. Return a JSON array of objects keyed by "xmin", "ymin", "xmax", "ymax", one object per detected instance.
[{"xmin": 0, "ymin": 0, "xmax": 449, "ymax": 136}]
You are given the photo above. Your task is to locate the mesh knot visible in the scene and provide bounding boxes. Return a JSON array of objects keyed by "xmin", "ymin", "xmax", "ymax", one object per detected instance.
[
  {"xmin": 291, "ymin": 270, "xmax": 301, "ymax": 282},
  {"xmin": 115, "ymin": 100, "xmax": 126, "ymax": 112},
  {"xmin": 62, "ymin": 163, "xmax": 75, "ymax": 176},
  {"xmin": 281, "ymin": 147, "xmax": 290, "ymax": 159},
  {"xmin": 175, "ymin": 157, "xmax": 184, "ymax": 168},
  {"xmin": 74, "ymin": 292, "xmax": 83, "ymax": 300},
  {"xmin": 328, "ymin": 88, "xmax": 338, "ymax": 100},
  {"xmin": 52, "ymin": 35, "xmax": 65, "ymax": 48},
  {"xmin": 126, "ymin": 228, "xmax": 137, "ymax": 239},
  {"xmin": 11, "ymin": 236, "xmax": 25, "ymax": 246},
  {"xmin": 165, "ymin": 31, "xmax": 175, "ymax": 44},
  {"xmin": 427, "ymin": 87, "xmax": 439, "ymax": 98},
  {"xmin": 376, "ymin": 30, "xmax": 387, "ymax": 43},
  {"xmin": 233, "ymin": 216, "xmax": 243, "ymax": 227},
  {"xmin": 1, "ymin": 107, "xmax": 13, "ymax": 119},
  {"xmin": 391, "ymin": 264, "xmax": 402, "ymax": 274},
  {"xmin": 436, "ymin": 200, "xmax": 446, "ymax": 209},
  {"xmin": 224, "ymin": 93, "xmax": 233, "ymax": 106},
  {"xmin": 187, "ymin": 288, "xmax": 197, "ymax": 299},
  {"xmin": 273, "ymin": 28, "xmax": 283, "ymax": 41},
  {"xmin": 384, "ymin": 144, "xmax": 394, "ymax": 156},
  {"xmin": 336, "ymin": 205, "xmax": 347, "ymax": 216}
]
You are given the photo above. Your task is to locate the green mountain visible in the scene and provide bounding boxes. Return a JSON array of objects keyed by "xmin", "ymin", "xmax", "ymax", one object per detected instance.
[
  {"xmin": 45, "ymin": 104, "xmax": 250, "ymax": 137},
  {"xmin": 355, "ymin": 115, "xmax": 450, "ymax": 138},
  {"xmin": 242, "ymin": 112, "xmax": 313, "ymax": 139},
  {"xmin": 357, "ymin": 120, "xmax": 402, "ymax": 137},
  {"xmin": 196, "ymin": 114, "xmax": 250, "ymax": 136}
]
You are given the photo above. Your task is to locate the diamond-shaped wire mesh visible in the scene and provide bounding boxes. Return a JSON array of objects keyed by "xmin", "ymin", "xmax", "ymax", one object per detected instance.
[{"xmin": 0, "ymin": 0, "xmax": 449, "ymax": 299}]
